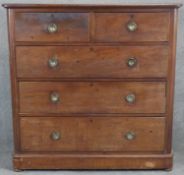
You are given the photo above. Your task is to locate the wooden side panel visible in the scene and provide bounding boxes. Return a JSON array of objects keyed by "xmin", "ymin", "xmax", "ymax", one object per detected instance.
[
  {"xmin": 6, "ymin": 9, "xmax": 21, "ymax": 152},
  {"xmin": 165, "ymin": 9, "xmax": 178, "ymax": 153}
]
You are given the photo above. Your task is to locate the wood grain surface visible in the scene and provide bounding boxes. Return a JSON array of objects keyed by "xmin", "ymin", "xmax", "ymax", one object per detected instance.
[
  {"xmin": 19, "ymin": 82, "xmax": 166, "ymax": 114},
  {"xmin": 20, "ymin": 116, "xmax": 165, "ymax": 152},
  {"xmin": 15, "ymin": 13, "xmax": 89, "ymax": 42},
  {"xmin": 16, "ymin": 45, "xmax": 169, "ymax": 78}
]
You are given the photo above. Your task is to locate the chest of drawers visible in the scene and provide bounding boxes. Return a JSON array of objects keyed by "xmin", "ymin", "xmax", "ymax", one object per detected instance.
[{"xmin": 3, "ymin": 3, "xmax": 181, "ymax": 170}]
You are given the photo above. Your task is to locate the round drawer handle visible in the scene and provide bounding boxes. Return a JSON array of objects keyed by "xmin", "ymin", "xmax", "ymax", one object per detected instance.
[
  {"xmin": 47, "ymin": 23, "xmax": 58, "ymax": 33},
  {"xmin": 127, "ymin": 57, "xmax": 137, "ymax": 68},
  {"xmin": 50, "ymin": 131, "xmax": 61, "ymax": 141},
  {"xmin": 127, "ymin": 21, "xmax": 138, "ymax": 32},
  {"xmin": 50, "ymin": 92, "xmax": 60, "ymax": 103},
  {"xmin": 48, "ymin": 57, "xmax": 59, "ymax": 69},
  {"xmin": 125, "ymin": 131, "xmax": 136, "ymax": 141},
  {"xmin": 125, "ymin": 93, "xmax": 136, "ymax": 104}
]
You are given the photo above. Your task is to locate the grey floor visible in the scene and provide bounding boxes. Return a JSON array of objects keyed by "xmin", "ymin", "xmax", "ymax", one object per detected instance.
[{"xmin": 0, "ymin": 151, "xmax": 183, "ymax": 175}]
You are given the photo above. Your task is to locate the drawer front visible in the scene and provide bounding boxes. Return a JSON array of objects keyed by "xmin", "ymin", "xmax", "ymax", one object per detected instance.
[
  {"xmin": 19, "ymin": 82, "xmax": 166, "ymax": 114},
  {"xmin": 20, "ymin": 117, "xmax": 165, "ymax": 152},
  {"xmin": 15, "ymin": 13, "xmax": 89, "ymax": 42},
  {"xmin": 16, "ymin": 45, "xmax": 169, "ymax": 78},
  {"xmin": 94, "ymin": 13, "xmax": 170, "ymax": 42}
]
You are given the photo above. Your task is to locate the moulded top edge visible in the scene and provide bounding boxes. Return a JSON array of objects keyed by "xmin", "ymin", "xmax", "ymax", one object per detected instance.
[{"xmin": 2, "ymin": 3, "xmax": 183, "ymax": 9}]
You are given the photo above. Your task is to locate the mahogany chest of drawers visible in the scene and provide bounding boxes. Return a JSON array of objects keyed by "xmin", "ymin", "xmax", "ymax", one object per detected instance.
[{"xmin": 3, "ymin": 3, "xmax": 181, "ymax": 170}]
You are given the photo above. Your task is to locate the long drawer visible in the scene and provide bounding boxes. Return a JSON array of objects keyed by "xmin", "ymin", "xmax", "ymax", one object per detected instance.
[
  {"xmin": 16, "ymin": 45, "xmax": 169, "ymax": 78},
  {"xmin": 20, "ymin": 117, "xmax": 165, "ymax": 152},
  {"xmin": 19, "ymin": 82, "xmax": 166, "ymax": 114}
]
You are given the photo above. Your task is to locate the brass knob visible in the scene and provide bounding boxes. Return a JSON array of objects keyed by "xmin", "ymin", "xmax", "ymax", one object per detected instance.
[
  {"xmin": 50, "ymin": 131, "xmax": 61, "ymax": 141},
  {"xmin": 50, "ymin": 92, "xmax": 60, "ymax": 103},
  {"xmin": 47, "ymin": 23, "xmax": 58, "ymax": 33},
  {"xmin": 48, "ymin": 57, "xmax": 59, "ymax": 69},
  {"xmin": 125, "ymin": 93, "xmax": 136, "ymax": 104},
  {"xmin": 127, "ymin": 57, "xmax": 137, "ymax": 68},
  {"xmin": 125, "ymin": 131, "xmax": 136, "ymax": 141},
  {"xmin": 127, "ymin": 21, "xmax": 138, "ymax": 32}
]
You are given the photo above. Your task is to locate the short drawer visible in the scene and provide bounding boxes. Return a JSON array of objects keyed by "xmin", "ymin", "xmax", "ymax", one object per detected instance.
[
  {"xmin": 19, "ymin": 82, "xmax": 166, "ymax": 114},
  {"xmin": 20, "ymin": 117, "xmax": 165, "ymax": 152},
  {"xmin": 94, "ymin": 13, "xmax": 170, "ymax": 42},
  {"xmin": 15, "ymin": 13, "xmax": 89, "ymax": 42},
  {"xmin": 16, "ymin": 45, "xmax": 169, "ymax": 78}
]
